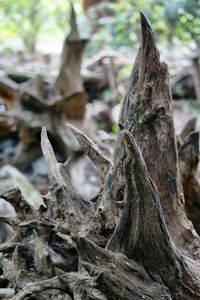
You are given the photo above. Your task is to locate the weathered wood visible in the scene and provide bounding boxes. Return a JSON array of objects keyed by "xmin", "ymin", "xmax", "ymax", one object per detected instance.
[
  {"xmin": 41, "ymin": 127, "xmax": 94, "ymax": 230},
  {"xmin": 86, "ymin": 164, "xmax": 118, "ymax": 246},
  {"xmin": 113, "ymin": 12, "xmax": 199, "ymax": 254},
  {"xmin": 67, "ymin": 123, "xmax": 110, "ymax": 178},
  {"xmin": 180, "ymin": 117, "xmax": 197, "ymax": 141},
  {"xmin": 53, "ymin": 5, "xmax": 88, "ymax": 99},
  {"xmin": 179, "ymin": 131, "xmax": 200, "ymax": 235},
  {"xmin": 76, "ymin": 236, "xmax": 173, "ymax": 300},
  {"xmin": 0, "ymin": 77, "xmax": 19, "ymax": 108},
  {"xmin": 107, "ymin": 126, "xmax": 181, "ymax": 295},
  {"xmin": 1, "ymin": 12, "xmax": 200, "ymax": 300}
]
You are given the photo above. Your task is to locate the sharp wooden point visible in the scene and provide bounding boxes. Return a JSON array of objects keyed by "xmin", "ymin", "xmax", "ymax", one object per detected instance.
[
  {"xmin": 69, "ymin": 3, "xmax": 79, "ymax": 39},
  {"xmin": 140, "ymin": 11, "xmax": 155, "ymax": 52},
  {"xmin": 70, "ymin": 2, "xmax": 76, "ymax": 19},
  {"xmin": 140, "ymin": 12, "xmax": 152, "ymax": 32},
  {"xmin": 66, "ymin": 123, "xmax": 80, "ymax": 135},
  {"xmin": 188, "ymin": 131, "xmax": 199, "ymax": 147},
  {"xmin": 41, "ymin": 126, "xmax": 48, "ymax": 140},
  {"xmin": 41, "ymin": 126, "xmax": 47, "ymax": 133}
]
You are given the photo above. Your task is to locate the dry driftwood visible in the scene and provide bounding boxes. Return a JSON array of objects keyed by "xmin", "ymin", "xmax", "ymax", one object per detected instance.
[{"xmin": 1, "ymin": 13, "xmax": 200, "ymax": 300}]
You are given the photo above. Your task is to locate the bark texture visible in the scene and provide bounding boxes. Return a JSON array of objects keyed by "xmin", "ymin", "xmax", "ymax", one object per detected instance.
[{"xmin": 179, "ymin": 130, "xmax": 200, "ymax": 235}]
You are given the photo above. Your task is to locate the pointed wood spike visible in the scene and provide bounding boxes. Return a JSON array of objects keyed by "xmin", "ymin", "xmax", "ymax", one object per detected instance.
[
  {"xmin": 140, "ymin": 12, "xmax": 155, "ymax": 53},
  {"xmin": 114, "ymin": 13, "xmax": 200, "ymax": 255},
  {"xmin": 180, "ymin": 117, "xmax": 197, "ymax": 141},
  {"xmin": 85, "ymin": 164, "xmax": 118, "ymax": 247},
  {"xmin": 119, "ymin": 13, "xmax": 160, "ymax": 127},
  {"xmin": 66, "ymin": 123, "xmax": 110, "ymax": 176},
  {"xmin": 41, "ymin": 128, "xmax": 75, "ymax": 223},
  {"xmin": 179, "ymin": 131, "xmax": 199, "ymax": 180},
  {"xmin": 137, "ymin": 12, "xmax": 160, "ymax": 87},
  {"xmin": 108, "ymin": 127, "xmax": 181, "ymax": 292},
  {"xmin": 68, "ymin": 3, "xmax": 80, "ymax": 40},
  {"xmin": 41, "ymin": 127, "xmax": 58, "ymax": 169},
  {"xmin": 75, "ymin": 235, "xmax": 146, "ymax": 276},
  {"xmin": 41, "ymin": 127, "xmax": 65, "ymax": 187}
]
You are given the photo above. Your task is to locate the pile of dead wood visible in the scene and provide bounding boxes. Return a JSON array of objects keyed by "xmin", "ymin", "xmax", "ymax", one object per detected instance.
[{"xmin": 0, "ymin": 13, "xmax": 200, "ymax": 300}]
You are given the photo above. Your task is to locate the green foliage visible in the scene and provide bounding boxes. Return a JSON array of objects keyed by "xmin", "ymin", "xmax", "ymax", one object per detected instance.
[
  {"xmin": 111, "ymin": 124, "xmax": 118, "ymax": 135},
  {"xmin": 175, "ymin": 0, "xmax": 200, "ymax": 47},
  {"xmin": 118, "ymin": 64, "xmax": 133, "ymax": 80},
  {"xmin": 0, "ymin": 0, "xmax": 82, "ymax": 53},
  {"xmin": 88, "ymin": 0, "xmax": 200, "ymax": 52},
  {"xmin": 1, "ymin": 0, "xmax": 200, "ymax": 54},
  {"xmin": 0, "ymin": 0, "xmax": 47, "ymax": 52}
]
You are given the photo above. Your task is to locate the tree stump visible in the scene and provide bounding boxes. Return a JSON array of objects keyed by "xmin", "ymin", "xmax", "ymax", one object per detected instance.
[{"xmin": 1, "ymin": 13, "xmax": 200, "ymax": 300}]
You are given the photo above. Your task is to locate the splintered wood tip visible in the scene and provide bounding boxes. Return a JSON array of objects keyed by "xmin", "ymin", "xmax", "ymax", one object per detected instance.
[
  {"xmin": 140, "ymin": 11, "xmax": 155, "ymax": 51},
  {"xmin": 140, "ymin": 12, "xmax": 152, "ymax": 32},
  {"xmin": 70, "ymin": 2, "xmax": 76, "ymax": 22},
  {"xmin": 69, "ymin": 3, "xmax": 80, "ymax": 40},
  {"xmin": 66, "ymin": 123, "xmax": 79, "ymax": 134},
  {"xmin": 41, "ymin": 127, "xmax": 47, "ymax": 139}
]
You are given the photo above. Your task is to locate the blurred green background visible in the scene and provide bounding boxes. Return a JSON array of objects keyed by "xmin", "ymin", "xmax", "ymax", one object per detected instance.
[{"xmin": 0, "ymin": 0, "xmax": 200, "ymax": 54}]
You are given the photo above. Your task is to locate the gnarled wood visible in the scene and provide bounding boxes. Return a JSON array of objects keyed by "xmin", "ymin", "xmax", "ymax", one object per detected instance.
[
  {"xmin": 1, "ymin": 11, "xmax": 200, "ymax": 300},
  {"xmin": 67, "ymin": 123, "xmax": 110, "ymax": 178},
  {"xmin": 107, "ymin": 126, "xmax": 181, "ymax": 294},
  {"xmin": 113, "ymin": 12, "xmax": 199, "ymax": 254},
  {"xmin": 41, "ymin": 127, "xmax": 94, "ymax": 230}
]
